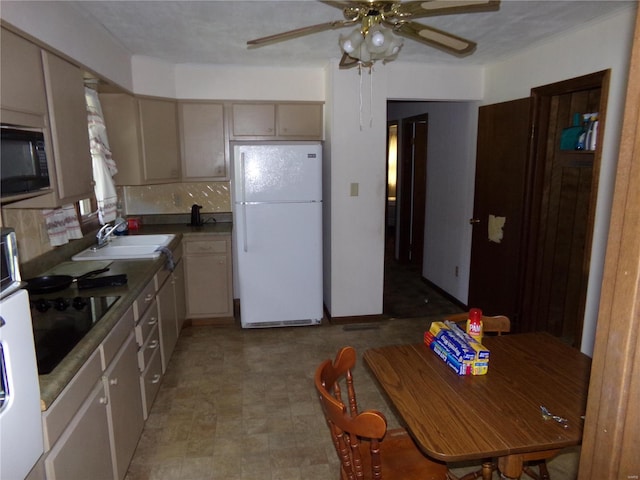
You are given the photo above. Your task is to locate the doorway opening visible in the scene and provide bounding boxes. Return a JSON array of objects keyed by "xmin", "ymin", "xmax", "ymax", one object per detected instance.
[{"xmin": 384, "ymin": 112, "xmax": 453, "ymax": 318}]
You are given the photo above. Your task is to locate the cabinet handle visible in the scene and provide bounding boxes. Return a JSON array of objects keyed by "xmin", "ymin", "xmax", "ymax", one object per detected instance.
[
  {"xmin": 99, "ymin": 396, "xmax": 109, "ymax": 405},
  {"xmin": 150, "ymin": 374, "xmax": 161, "ymax": 384},
  {"xmin": 109, "ymin": 377, "xmax": 119, "ymax": 386},
  {"xmin": 148, "ymin": 340, "xmax": 159, "ymax": 349},
  {"xmin": 469, "ymin": 218, "xmax": 480, "ymax": 224},
  {"xmin": 148, "ymin": 317, "xmax": 158, "ymax": 326},
  {"xmin": 145, "ymin": 294, "xmax": 154, "ymax": 303},
  {"xmin": 240, "ymin": 152, "xmax": 249, "ymax": 253}
]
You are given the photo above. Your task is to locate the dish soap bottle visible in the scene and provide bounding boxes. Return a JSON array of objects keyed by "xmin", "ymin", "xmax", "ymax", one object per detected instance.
[{"xmin": 466, "ymin": 308, "xmax": 483, "ymax": 343}]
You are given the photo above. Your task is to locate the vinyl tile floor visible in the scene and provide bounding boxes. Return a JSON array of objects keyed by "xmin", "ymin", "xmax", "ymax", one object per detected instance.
[{"xmin": 124, "ymin": 319, "xmax": 580, "ymax": 480}]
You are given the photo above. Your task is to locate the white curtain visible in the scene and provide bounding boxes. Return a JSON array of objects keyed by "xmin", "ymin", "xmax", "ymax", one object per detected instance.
[{"xmin": 85, "ymin": 87, "xmax": 118, "ymax": 224}]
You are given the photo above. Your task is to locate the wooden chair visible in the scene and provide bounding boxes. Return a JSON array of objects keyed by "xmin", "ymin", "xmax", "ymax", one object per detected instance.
[
  {"xmin": 315, "ymin": 346, "xmax": 449, "ymax": 480},
  {"xmin": 443, "ymin": 313, "xmax": 550, "ymax": 480}
]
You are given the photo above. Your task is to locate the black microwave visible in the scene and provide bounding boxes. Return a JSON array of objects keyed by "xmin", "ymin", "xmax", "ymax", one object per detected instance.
[{"xmin": 1, "ymin": 126, "xmax": 50, "ymax": 198}]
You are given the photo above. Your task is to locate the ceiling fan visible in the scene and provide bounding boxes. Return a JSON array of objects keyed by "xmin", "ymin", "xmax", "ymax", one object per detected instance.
[{"xmin": 247, "ymin": 0, "xmax": 500, "ymax": 68}]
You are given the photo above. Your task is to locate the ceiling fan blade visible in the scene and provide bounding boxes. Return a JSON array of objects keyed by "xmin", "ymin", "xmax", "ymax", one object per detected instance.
[
  {"xmin": 339, "ymin": 52, "xmax": 361, "ymax": 69},
  {"xmin": 396, "ymin": 0, "xmax": 500, "ymax": 18},
  {"xmin": 247, "ymin": 20, "xmax": 353, "ymax": 47},
  {"xmin": 394, "ymin": 21, "xmax": 476, "ymax": 55}
]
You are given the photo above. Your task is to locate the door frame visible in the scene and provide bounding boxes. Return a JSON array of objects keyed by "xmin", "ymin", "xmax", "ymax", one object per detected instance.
[
  {"xmin": 397, "ymin": 113, "xmax": 428, "ymax": 265},
  {"xmin": 520, "ymin": 70, "xmax": 610, "ymax": 343}
]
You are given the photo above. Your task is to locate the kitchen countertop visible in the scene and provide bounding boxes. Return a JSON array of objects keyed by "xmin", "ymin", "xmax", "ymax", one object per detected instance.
[{"xmin": 35, "ymin": 222, "xmax": 232, "ymax": 410}]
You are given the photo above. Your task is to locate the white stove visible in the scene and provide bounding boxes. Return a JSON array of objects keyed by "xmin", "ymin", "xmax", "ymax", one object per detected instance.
[{"xmin": 0, "ymin": 288, "xmax": 44, "ymax": 479}]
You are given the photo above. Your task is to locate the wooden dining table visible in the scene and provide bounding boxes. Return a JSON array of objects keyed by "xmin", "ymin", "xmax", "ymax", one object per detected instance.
[{"xmin": 363, "ymin": 332, "xmax": 591, "ymax": 479}]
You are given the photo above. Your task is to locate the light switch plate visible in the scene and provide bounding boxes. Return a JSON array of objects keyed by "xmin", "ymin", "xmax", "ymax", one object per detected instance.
[{"xmin": 350, "ymin": 183, "xmax": 359, "ymax": 197}]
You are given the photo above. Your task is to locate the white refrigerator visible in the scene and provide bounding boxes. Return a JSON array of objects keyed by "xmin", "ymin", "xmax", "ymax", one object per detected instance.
[{"xmin": 232, "ymin": 142, "xmax": 323, "ymax": 328}]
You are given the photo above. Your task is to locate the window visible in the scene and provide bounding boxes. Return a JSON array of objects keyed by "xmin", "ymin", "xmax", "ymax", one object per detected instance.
[{"xmin": 77, "ymin": 196, "xmax": 100, "ymax": 233}]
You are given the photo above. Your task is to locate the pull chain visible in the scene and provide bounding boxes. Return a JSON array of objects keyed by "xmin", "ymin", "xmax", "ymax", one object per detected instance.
[{"xmin": 358, "ymin": 63, "xmax": 375, "ymax": 130}]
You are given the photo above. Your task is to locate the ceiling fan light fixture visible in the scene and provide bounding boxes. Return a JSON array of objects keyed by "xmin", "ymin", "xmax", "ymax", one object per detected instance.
[
  {"xmin": 339, "ymin": 28, "xmax": 364, "ymax": 54},
  {"xmin": 341, "ymin": 23, "xmax": 402, "ymax": 66},
  {"xmin": 370, "ymin": 28, "xmax": 386, "ymax": 48}
]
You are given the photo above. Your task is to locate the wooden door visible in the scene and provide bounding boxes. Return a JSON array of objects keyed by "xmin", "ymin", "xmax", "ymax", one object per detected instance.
[
  {"xmin": 468, "ymin": 98, "xmax": 531, "ymax": 322},
  {"xmin": 522, "ymin": 71, "xmax": 609, "ymax": 346},
  {"xmin": 398, "ymin": 115, "xmax": 427, "ymax": 265}
]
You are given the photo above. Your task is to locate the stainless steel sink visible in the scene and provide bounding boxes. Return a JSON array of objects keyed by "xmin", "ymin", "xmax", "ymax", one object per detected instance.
[{"xmin": 72, "ymin": 234, "xmax": 175, "ymax": 261}]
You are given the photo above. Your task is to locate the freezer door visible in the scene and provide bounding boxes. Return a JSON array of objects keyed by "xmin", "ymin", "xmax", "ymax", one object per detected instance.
[
  {"xmin": 233, "ymin": 143, "xmax": 322, "ymax": 203},
  {"xmin": 236, "ymin": 202, "xmax": 322, "ymax": 327}
]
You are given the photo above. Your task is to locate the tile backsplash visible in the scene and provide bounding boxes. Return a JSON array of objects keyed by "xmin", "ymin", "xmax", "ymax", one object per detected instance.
[
  {"xmin": 1, "ymin": 208, "xmax": 52, "ymax": 262},
  {"xmin": 123, "ymin": 182, "xmax": 231, "ymax": 215},
  {"xmin": 1, "ymin": 182, "xmax": 232, "ymax": 264}
]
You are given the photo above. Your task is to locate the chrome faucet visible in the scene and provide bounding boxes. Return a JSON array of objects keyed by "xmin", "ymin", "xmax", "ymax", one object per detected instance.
[{"xmin": 95, "ymin": 220, "xmax": 126, "ymax": 248}]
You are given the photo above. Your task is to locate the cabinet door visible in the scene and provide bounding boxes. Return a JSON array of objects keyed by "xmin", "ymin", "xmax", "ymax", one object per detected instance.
[
  {"xmin": 45, "ymin": 380, "xmax": 114, "ymax": 480},
  {"xmin": 105, "ymin": 333, "xmax": 144, "ymax": 480},
  {"xmin": 0, "ymin": 28, "xmax": 47, "ymax": 119},
  {"xmin": 138, "ymin": 98, "xmax": 180, "ymax": 182},
  {"xmin": 42, "ymin": 51, "xmax": 94, "ymax": 201},
  {"xmin": 179, "ymin": 102, "xmax": 227, "ymax": 179},
  {"xmin": 156, "ymin": 274, "xmax": 178, "ymax": 373},
  {"xmin": 231, "ymin": 103, "xmax": 275, "ymax": 137},
  {"xmin": 277, "ymin": 103, "xmax": 323, "ymax": 138},
  {"xmin": 100, "ymin": 93, "xmax": 144, "ymax": 185},
  {"xmin": 184, "ymin": 238, "xmax": 232, "ymax": 318}
]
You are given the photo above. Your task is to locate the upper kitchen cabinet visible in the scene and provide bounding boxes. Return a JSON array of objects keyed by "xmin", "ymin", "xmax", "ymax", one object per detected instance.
[
  {"xmin": 41, "ymin": 51, "xmax": 94, "ymax": 203},
  {"xmin": 230, "ymin": 102, "xmax": 323, "ymax": 140},
  {"xmin": 139, "ymin": 98, "xmax": 180, "ymax": 182},
  {"xmin": 100, "ymin": 94, "xmax": 180, "ymax": 185},
  {"xmin": 277, "ymin": 103, "xmax": 323, "ymax": 138},
  {"xmin": 179, "ymin": 102, "xmax": 228, "ymax": 180},
  {"xmin": 0, "ymin": 27, "xmax": 47, "ymax": 127}
]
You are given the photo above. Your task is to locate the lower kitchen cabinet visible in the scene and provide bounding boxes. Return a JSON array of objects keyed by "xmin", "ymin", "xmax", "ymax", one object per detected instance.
[
  {"xmin": 140, "ymin": 346, "xmax": 163, "ymax": 418},
  {"xmin": 174, "ymin": 259, "xmax": 186, "ymax": 331},
  {"xmin": 157, "ymin": 270, "xmax": 178, "ymax": 373},
  {"xmin": 104, "ymin": 333, "xmax": 144, "ymax": 480},
  {"xmin": 183, "ymin": 234, "xmax": 233, "ymax": 320},
  {"xmin": 44, "ymin": 379, "xmax": 114, "ymax": 480},
  {"xmin": 39, "ymin": 240, "xmax": 186, "ymax": 480}
]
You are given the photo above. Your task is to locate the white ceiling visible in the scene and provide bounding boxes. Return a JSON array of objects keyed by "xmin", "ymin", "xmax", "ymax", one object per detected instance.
[{"xmin": 69, "ymin": 1, "xmax": 636, "ymax": 68}]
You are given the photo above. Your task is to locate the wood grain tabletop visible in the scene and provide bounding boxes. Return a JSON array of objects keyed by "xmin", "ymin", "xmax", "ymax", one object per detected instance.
[{"xmin": 363, "ymin": 332, "xmax": 591, "ymax": 462}]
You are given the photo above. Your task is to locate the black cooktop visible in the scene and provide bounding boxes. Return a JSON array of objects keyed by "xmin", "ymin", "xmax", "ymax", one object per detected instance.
[{"xmin": 30, "ymin": 295, "xmax": 119, "ymax": 374}]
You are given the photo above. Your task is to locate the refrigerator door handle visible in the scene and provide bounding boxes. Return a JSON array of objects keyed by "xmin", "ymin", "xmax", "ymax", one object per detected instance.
[{"xmin": 240, "ymin": 152, "xmax": 248, "ymax": 252}]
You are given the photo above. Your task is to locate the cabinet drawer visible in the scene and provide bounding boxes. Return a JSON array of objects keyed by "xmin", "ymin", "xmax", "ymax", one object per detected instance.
[
  {"xmin": 134, "ymin": 300, "xmax": 159, "ymax": 347},
  {"xmin": 185, "ymin": 239, "xmax": 227, "ymax": 254},
  {"xmin": 101, "ymin": 305, "xmax": 134, "ymax": 369},
  {"xmin": 134, "ymin": 280, "xmax": 156, "ymax": 320},
  {"xmin": 140, "ymin": 348, "xmax": 163, "ymax": 419},
  {"xmin": 137, "ymin": 324, "xmax": 160, "ymax": 372}
]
